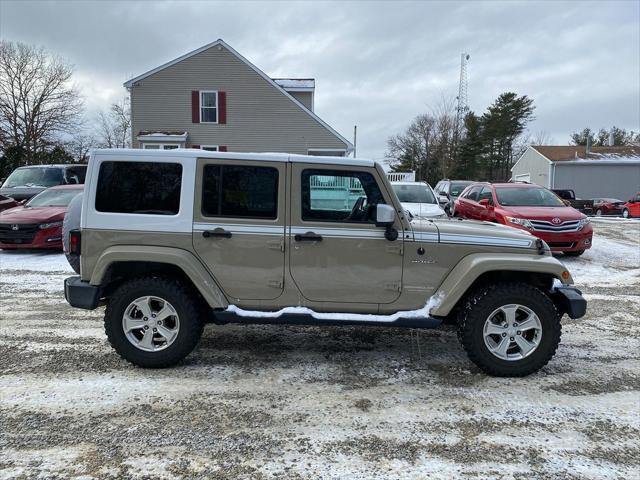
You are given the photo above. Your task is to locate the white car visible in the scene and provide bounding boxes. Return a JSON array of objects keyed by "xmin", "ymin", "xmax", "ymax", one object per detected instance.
[{"xmin": 391, "ymin": 181, "xmax": 447, "ymax": 219}]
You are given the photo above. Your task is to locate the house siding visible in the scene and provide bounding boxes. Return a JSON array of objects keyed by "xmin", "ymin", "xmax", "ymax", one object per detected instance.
[
  {"xmin": 288, "ymin": 91, "xmax": 313, "ymax": 111},
  {"xmin": 511, "ymin": 147, "xmax": 550, "ymax": 187},
  {"xmin": 552, "ymin": 163, "xmax": 640, "ymax": 199},
  {"xmin": 130, "ymin": 45, "xmax": 347, "ymax": 154}
]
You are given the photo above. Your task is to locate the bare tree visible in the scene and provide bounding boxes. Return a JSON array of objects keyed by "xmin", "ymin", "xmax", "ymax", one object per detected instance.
[
  {"xmin": 97, "ymin": 97, "xmax": 131, "ymax": 148},
  {"xmin": 66, "ymin": 131, "xmax": 96, "ymax": 163},
  {"xmin": 0, "ymin": 41, "xmax": 83, "ymax": 163}
]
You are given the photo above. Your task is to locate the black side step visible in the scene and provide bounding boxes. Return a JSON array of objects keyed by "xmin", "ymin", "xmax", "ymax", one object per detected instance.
[{"xmin": 211, "ymin": 311, "xmax": 443, "ymax": 329}]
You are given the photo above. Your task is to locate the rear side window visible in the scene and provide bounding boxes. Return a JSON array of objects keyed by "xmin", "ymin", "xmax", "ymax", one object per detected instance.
[
  {"xmin": 202, "ymin": 165, "xmax": 278, "ymax": 219},
  {"xmin": 465, "ymin": 186, "xmax": 482, "ymax": 201},
  {"xmin": 95, "ymin": 161, "xmax": 182, "ymax": 215}
]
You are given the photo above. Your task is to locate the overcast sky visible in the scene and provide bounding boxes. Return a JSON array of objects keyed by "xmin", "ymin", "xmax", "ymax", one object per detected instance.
[{"xmin": 1, "ymin": 0, "xmax": 638, "ymax": 160}]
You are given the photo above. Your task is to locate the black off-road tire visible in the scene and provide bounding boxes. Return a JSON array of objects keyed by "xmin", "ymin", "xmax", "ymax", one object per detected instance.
[
  {"xmin": 564, "ymin": 250, "xmax": 585, "ymax": 257},
  {"xmin": 457, "ymin": 282, "xmax": 561, "ymax": 377},
  {"xmin": 104, "ymin": 277, "xmax": 205, "ymax": 368}
]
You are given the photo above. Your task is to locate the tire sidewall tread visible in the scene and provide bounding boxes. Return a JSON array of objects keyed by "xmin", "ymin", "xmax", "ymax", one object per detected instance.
[
  {"xmin": 104, "ymin": 276, "xmax": 204, "ymax": 368},
  {"xmin": 457, "ymin": 282, "xmax": 561, "ymax": 377}
]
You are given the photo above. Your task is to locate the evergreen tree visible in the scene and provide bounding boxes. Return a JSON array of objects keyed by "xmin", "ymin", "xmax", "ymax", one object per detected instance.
[{"xmin": 451, "ymin": 112, "xmax": 483, "ymax": 179}]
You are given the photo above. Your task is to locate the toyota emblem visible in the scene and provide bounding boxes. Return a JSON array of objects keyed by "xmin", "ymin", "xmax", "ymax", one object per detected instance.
[
  {"xmin": 11, "ymin": 224, "xmax": 19, "ymax": 231},
  {"xmin": 551, "ymin": 217, "xmax": 562, "ymax": 225}
]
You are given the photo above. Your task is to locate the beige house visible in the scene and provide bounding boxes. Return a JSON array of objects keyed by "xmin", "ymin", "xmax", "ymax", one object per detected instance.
[{"xmin": 124, "ymin": 39, "xmax": 353, "ymax": 155}]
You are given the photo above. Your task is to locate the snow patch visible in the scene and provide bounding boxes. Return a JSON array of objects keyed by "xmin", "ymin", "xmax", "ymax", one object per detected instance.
[{"xmin": 225, "ymin": 293, "xmax": 445, "ymax": 322}]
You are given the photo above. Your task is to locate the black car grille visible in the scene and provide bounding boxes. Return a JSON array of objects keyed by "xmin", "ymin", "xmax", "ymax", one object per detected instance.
[{"xmin": 0, "ymin": 223, "xmax": 39, "ymax": 244}]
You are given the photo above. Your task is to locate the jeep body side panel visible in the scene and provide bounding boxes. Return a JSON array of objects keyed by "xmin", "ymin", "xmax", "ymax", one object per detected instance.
[
  {"xmin": 191, "ymin": 157, "xmax": 287, "ymax": 301},
  {"xmin": 89, "ymin": 244, "xmax": 228, "ymax": 309},
  {"xmin": 429, "ymin": 253, "xmax": 571, "ymax": 317}
]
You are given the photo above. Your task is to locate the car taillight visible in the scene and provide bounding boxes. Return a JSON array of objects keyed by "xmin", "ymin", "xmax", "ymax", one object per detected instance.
[{"xmin": 69, "ymin": 230, "xmax": 81, "ymax": 254}]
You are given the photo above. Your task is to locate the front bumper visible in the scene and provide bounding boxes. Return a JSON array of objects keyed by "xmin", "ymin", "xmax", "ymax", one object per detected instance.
[
  {"xmin": 552, "ymin": 286, "xmax": 587, "ymax": 319},
  {"xmin": 0, "ymin": 226, "xmax": 63, "ymax": 250},
  {"xmin": 532, "ymin": 229, "xmax": 593, "ymax": 252},
  {"xmin": 64, "ymin": 276, "xmax": 101, "ymax": 310}
]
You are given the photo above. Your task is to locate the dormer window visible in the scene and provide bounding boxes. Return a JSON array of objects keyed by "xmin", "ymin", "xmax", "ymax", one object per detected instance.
[{"xmin": 200, "ymin": 91, "xmax": 218, "ymax": 123}]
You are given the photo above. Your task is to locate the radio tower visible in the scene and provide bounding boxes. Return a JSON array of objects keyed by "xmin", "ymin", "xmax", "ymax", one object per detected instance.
[{"xmin": 455, "ymin": 53, "xmax": 470, "ymax": 139}]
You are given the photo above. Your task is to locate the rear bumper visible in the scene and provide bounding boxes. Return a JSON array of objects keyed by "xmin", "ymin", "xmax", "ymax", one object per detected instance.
[
  {"xmin": 552, "ymin": 286, "xmax": 587, "ymax": 319},
  {"xmin": 64, "ymin": 276, "xmax": 101, "ymax": 310}
]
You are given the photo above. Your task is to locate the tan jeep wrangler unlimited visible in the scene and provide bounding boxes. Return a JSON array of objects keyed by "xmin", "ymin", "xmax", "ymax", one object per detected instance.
[{"xmin": 64, "ymin": 149, "xmax": 586, "ymax": 376}]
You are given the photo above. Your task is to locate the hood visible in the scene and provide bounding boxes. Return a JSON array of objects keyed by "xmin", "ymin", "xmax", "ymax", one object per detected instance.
[
  {"xmin": 401, "ymin": 202, "xmax": 446, "ymax": 218},
  {"xmin": 501, "ymin": 205, "xmax": 584, "ymax": 221},
  {"xmin": 0, "ymin": 205, "xmax": 67, "ymax": 224},
  {"xmin": 0, "ymin": 186, "xmax": 46, "ymax": 201},
  {"xmin": 412, "ymin": 218, "xmax": 538, "ymax": 249}
]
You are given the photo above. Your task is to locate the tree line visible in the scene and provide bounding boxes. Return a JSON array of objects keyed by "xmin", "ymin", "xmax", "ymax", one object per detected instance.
[
  {"xmin": 0, "ymin": 41, "xmax": 130, "ymax": 179},
  {"xmin": 386, "ymin": 96, "xmax": 639, "ymax": 186}
]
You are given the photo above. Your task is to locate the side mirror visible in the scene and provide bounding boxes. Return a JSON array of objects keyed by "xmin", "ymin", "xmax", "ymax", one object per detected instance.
[
  {"xmin": 376, "ymin": 204, "xmax": 398, "ymax": 241},
  {"xmin": 438, "ymin": 193, "xmax": 449, "ymax": 205},
  {"xmin": 479, "ymin": 198, "xmax": 490, "ymax": 207}
]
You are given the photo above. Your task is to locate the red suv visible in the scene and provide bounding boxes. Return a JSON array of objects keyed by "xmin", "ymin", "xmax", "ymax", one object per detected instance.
[
  {"xmin": 622, "ymin": 192, "xmax": 640, "ymax": 218},
  {"xmin": 454, "ymin": 183, "xmax": 593, "ymax": 256}
]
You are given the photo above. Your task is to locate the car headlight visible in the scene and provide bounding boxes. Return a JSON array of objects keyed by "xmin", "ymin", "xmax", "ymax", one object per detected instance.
[
  {"xmin": 39, "ymin": 221, "xmax": 63, "ymax": 229},
  {"xmin": 505, "ymin": 216, "xmax": 533, "ymax": 229},
  {"xmin": 577, "ymin": 217, "xmax": 590, "ymax": 230}
]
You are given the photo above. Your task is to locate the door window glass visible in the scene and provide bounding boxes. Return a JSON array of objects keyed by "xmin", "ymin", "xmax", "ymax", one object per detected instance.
[
  {"xmin": 478, "ymin": 186, "xmax": 493, "ymax": 203},
  {"xmin": 202, "ymin": 165, "xmax": 278, "ymax": 219},
  {"xmin": 301, "ymin": 169, "xmax": 385, "ymax": 223},
  {"xmin": 465, "ymin": 186, "xmax": 481, "ymax": 201}
]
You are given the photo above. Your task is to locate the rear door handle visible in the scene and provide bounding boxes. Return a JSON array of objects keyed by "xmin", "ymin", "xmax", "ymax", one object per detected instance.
[
  {"xmin": 202, "ymin": 229, "xmax": 232, "ymax": 239},
  {"xmin": 294, "ymin": 232, "xmax": 323, "ymax": 242}
]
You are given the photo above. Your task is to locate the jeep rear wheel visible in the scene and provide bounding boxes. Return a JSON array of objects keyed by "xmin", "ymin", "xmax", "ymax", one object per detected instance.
[
  {"xmin": 104, "ymin": 277, "xmax": 204, "ymax": 368},
  {"xmin": 457, "ymin": 283, "xmax": 561, "ymax": 377}
]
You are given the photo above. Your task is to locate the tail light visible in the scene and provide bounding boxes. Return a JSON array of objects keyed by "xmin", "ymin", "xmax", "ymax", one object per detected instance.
[{"xmin": 69, "ymin": 229, "xmax": 81, "ymax": 254}]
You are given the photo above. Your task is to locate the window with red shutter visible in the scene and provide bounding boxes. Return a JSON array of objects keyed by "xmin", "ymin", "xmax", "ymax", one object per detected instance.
[{"xmin": 191, "ymin": 91, "xmax": 200, "ymax": 123}]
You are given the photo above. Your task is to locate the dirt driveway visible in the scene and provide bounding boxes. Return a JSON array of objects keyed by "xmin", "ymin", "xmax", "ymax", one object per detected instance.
[{"xmin": 1, "ymin": 220, "xmax": 639, "ymax": 479}]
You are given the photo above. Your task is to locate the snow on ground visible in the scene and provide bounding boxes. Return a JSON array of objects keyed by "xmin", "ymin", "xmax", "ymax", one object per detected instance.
[{"xmin": 0, "ymin": 222, "xmax": 639, "ymax": 479}]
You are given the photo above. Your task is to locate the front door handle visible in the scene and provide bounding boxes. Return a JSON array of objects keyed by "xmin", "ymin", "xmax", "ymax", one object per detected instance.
[
  {"xmin": 202, "ymin": 228, "xmax": 232, "ymax": 239},
  {"xmin": 294, "ymin": 232, "xmax": 323, "ymax": 242}
]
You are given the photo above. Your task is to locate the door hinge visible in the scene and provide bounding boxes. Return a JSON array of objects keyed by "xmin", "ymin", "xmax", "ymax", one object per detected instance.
[
  {"xmin": 267, "ymin": 279, "xmax": 283, "ymax": 289},
  {"xmin": 384, "ymin": 282, "xmax": 402, "ymax": 292},
  {"xmin": 386, "ymin": 245, "xmax": 403, "ymax": 255},
  {"xmin": 267, "ymin": 239, "xmax": 285, "ymax": 252}
]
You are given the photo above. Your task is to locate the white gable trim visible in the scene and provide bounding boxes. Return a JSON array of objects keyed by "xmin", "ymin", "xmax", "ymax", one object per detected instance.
[
  {"xmin": 123, "ymin": 39, "xmax": 353, "ymax": 153},
  {"xmin": 510, "ymin": 145, "xmax": 552, "ymax": 172}
]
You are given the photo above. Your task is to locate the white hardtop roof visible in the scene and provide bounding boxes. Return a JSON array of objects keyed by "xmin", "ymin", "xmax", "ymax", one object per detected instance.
[{"xmin": 92, "ymin": 148, "xmax": 375, "ymax": 167}]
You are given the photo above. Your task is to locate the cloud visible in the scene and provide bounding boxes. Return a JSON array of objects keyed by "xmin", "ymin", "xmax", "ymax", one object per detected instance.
[{"xmin": 1, "ymin": 0, "xmax": 638, "ymax": 160}]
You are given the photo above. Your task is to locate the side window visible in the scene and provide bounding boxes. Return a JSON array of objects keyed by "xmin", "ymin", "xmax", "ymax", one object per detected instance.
[
  {"xmin": 96, "ymin": 161, "xmax": 182, "ymax": 215},
  {"xmin": 478, "ymin": 186, "xmax": 493, "ymax": 203},
  {"xmin": 202, "ymin": 165, "xmax": 278, "ymax": 219},
  {"xmin": 301, "ymin": 169, "xmax": 385, "ymax": 223},
  {"xmin": 466, "ymin": 186, "xmax": 481, "ymax": 202}
]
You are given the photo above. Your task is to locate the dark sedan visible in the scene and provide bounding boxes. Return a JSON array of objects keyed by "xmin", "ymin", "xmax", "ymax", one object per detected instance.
[{"xmin": 592, "ymin": 198, "xmax": 625, "ymax": 216}]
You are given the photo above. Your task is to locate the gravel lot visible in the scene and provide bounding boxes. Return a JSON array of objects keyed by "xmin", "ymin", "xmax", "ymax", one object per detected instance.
[{"xmin": 1, "ymin": 219, "xmax": 639, "ymax": 479}]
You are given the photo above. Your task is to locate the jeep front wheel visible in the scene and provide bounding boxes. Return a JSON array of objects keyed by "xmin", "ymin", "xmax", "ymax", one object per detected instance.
[
  {"xmin": 457, "ymin": 283, "xmax": 561, "ymax": 377},
  {"xmin": 104, "ymin": 277, "xmax": 204, "ymax": 368}
]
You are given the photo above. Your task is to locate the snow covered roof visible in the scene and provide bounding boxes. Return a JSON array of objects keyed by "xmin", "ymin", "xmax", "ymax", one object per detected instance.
[
  {"xmin": 532, "ymin": 145, "xmax": 640, "ymax": 163},
  {"xmin": 137, "ymin": 131, "xmax": 189, "ymax": 141},
  {"xmin": 273, "ymin": 78, "xmax": 315, "ymax": 91}
]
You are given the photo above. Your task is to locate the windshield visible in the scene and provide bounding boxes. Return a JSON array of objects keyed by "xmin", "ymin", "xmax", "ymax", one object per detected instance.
[
  {"xmin": 450, "ymin": 181, "xmax": 472, "ymax": 198},
  {"xmin": 392, "ymin": 184, "xmax": 436, "ymax": 204},
  {"xmin": 2, "ymin": 167, "xmax": 64, "ymax": 188},
  {"xmin": 26, "ymin": 188, "xmax": 82, "ymax": 207},
  {"xmin": 495, "ymin": 187, "xmax": 566, "ymax": 207}
]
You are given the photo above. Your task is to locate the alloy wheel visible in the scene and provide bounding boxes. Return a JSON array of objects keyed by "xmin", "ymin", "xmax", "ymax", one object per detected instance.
[
  {"xmin": 122, "ymin": 296, "xmax": 180, "ymax": 352},
  {"xmin": 483, "ymin": 304, "xmax": 542, "ymax": 361}
]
